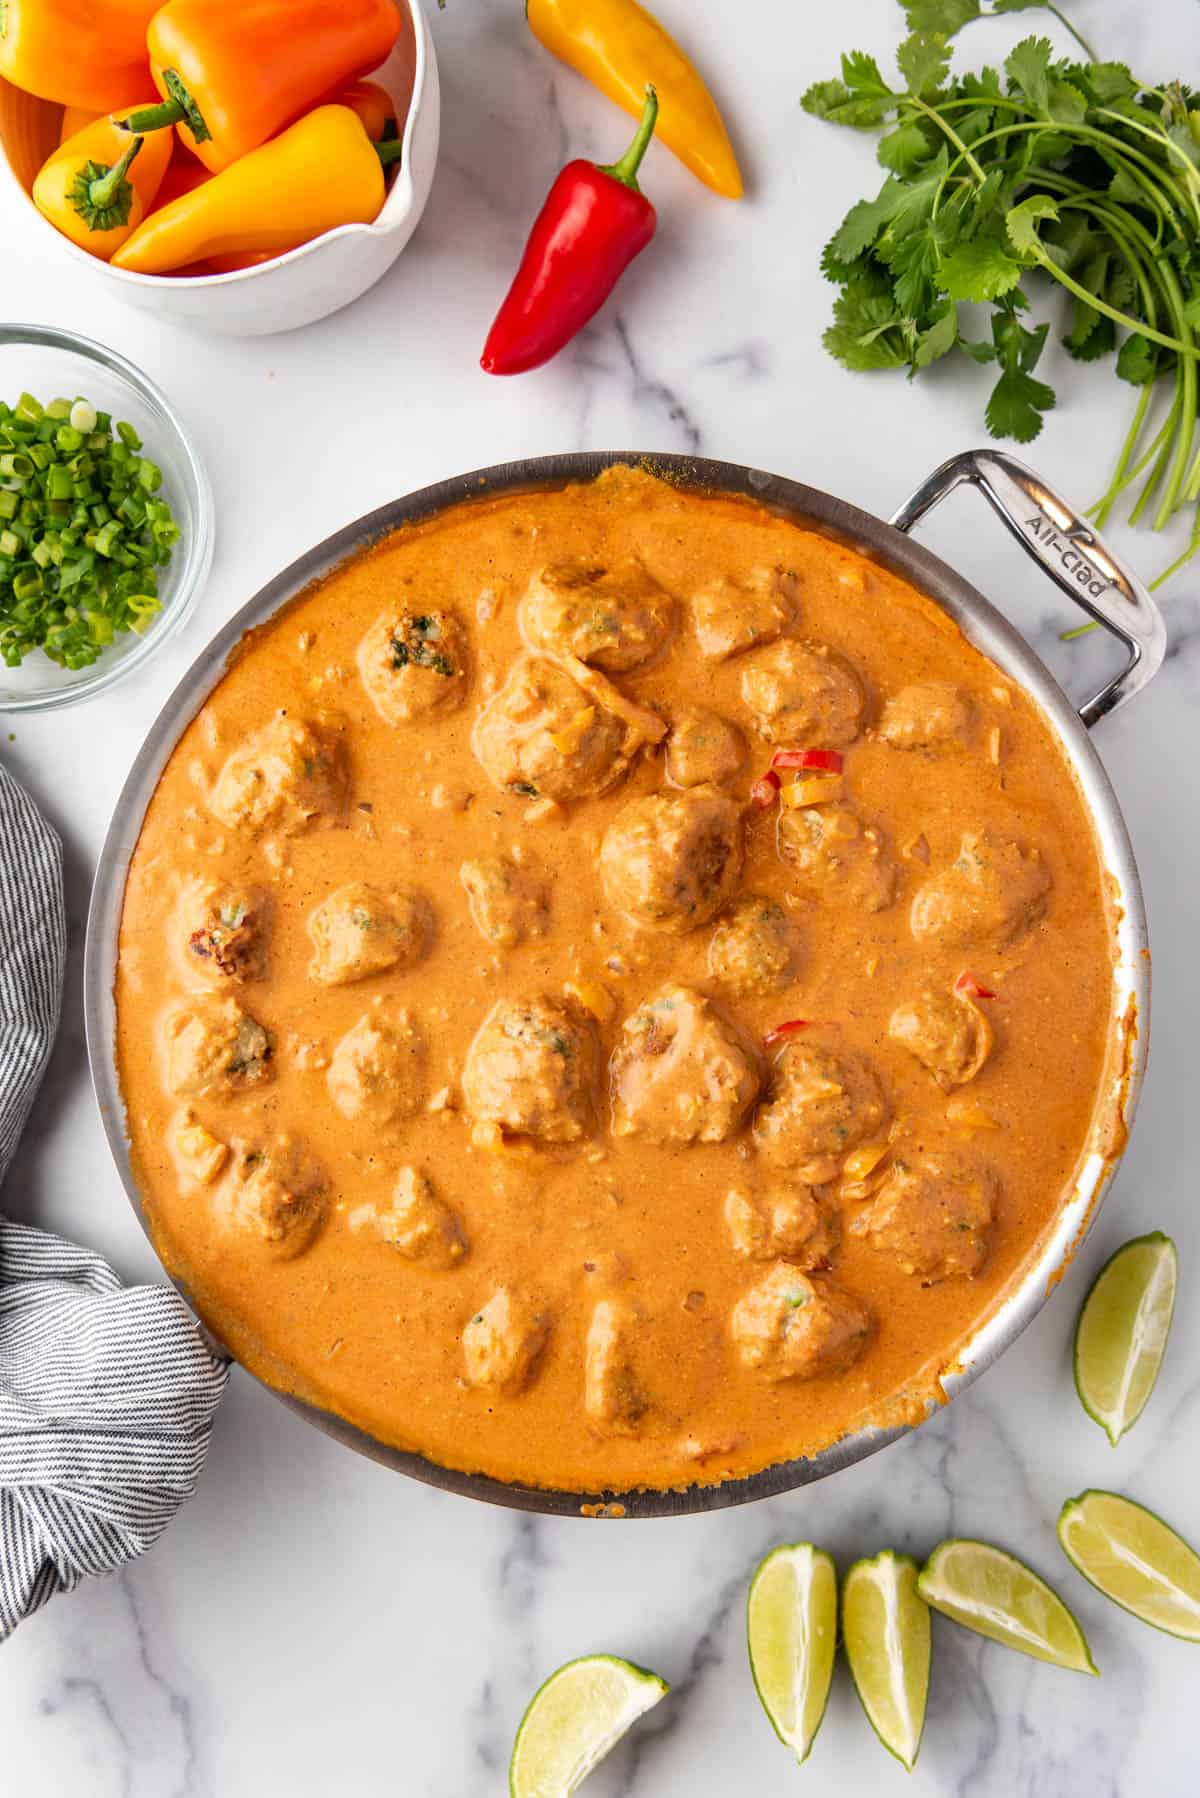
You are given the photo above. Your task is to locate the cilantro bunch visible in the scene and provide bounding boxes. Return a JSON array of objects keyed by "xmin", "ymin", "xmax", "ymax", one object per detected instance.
[{"xmin": 803, "ymin": 1, "xmax": 1200, "ymax": 588}]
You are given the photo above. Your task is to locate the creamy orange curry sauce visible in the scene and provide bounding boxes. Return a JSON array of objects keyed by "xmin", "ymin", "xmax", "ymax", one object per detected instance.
[{"xmin": 116, "ymin": 467, "xmax": 1118, "ymax": 1494}]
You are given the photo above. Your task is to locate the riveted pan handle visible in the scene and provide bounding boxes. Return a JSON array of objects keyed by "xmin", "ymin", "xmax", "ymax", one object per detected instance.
[{"xmin": 890, "ymin": 449, "xmax": 1166, "ymax": 727}]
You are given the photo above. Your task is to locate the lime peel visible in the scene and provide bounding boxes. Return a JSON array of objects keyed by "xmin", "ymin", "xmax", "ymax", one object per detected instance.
[
  {"xmin": 1058, "ymin": 1490, "xmax": 1200, "ymax": 1642},
  {"xmin": 918, "ymin": 1538, "xmax": 1097, "ymax": 1674},
  {"xmin": 509, "ymin": 1653, "xmax": 668, "ymax": 1798},
  {"xmin": 1074, "ymin": 1232, "xmax": 1177, "ymax": 1446},
  {"xmin": 842, "ymin": 1550, "xmax": 931, "ymax": 1771},
  {"xmin": 746, "ymin": 1542, "xmax": 838, "ymax": 1764}
]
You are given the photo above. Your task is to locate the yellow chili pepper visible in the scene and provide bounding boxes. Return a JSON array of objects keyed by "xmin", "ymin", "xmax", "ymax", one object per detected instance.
[
  {"xmin": 526, "ymin": 0, "xmax": 742, "ymax": 199},
  {"xmin": 112, "ymin": 105, "xmax": 394, "ymax": 276},
  {"xmin": 33, "ymin": 110, "xmax": 173, "ymax": 260}
]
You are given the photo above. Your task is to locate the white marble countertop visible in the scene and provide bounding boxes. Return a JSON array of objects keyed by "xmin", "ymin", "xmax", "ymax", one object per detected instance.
[{"xmin": 2, "ymin": 2, "xmax": 1197, "ymax": 1792}]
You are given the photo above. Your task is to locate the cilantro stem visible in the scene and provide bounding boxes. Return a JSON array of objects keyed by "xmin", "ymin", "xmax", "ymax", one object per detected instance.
[
  {"xmin": 1090, "ymin": 382, "xmax": 1156, "ymax": 529},
  {"xmin": 1150, "ymin": 514, "xmax": 1200, "ymax": 589},
  {"xmin": 906, "ymin": 95, "xmax": 987, "ymax": 183},
  {"xmin": 1021, "ymin": 241, "xmax": 1199, "ymax": 360},
  {"xmin": 1039, "ymin": 3, "xmax": 1097, "ymax": 62}
]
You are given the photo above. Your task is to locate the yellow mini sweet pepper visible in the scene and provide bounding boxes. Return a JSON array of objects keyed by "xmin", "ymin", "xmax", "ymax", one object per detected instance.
[
  {"xmin": 112, "ymin": 105, "xmax": 395, "ymax": 276},
  {"xmin": 33, "ymin": 110, "xmax": 173, "ymax": 260},
  {"xmin": 0, "ymin": 0, "xmax": 158, "ymax": 112},
  {"xmin": 526, "ymin": 0, "xmax": 742, "ymax": 199}
]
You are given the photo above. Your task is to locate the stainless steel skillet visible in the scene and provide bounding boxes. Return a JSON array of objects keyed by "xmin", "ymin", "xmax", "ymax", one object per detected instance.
[{"xmin": 85, "ymin": 447, "xmax": 1164, "ymax": 1517}]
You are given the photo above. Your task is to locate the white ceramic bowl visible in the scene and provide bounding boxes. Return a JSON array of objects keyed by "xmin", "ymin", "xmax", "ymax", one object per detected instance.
[{"xmin": 0, "ymin": 0, "xmax": 439, "ymax": 336}]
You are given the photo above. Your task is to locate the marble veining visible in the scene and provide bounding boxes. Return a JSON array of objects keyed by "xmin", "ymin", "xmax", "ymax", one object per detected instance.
[{"xmin": 1, "ymin": 0, "xmax": 1197, "ymax": 1791}]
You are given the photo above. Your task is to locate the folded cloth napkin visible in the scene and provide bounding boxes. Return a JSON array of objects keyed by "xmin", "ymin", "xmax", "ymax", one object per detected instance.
[{"xmin": 0, "ymin": 761, "xmax": 228, "ymax": 1643}]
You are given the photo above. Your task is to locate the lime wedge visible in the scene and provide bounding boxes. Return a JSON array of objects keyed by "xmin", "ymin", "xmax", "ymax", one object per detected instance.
[
  {"xmin": 918, "ymin": 1539, "xmax": 1097, "ymax": 1674},
  {"xmin": 746, "ymin": 1542, "xmax": 838, "ymax": 1764},
  {"xmin": 1074, "ymin": 1232, "xmax": 1177, "ymax": 1445},
  {"xmin": 842, "ymin": 1551, "xmax": 931, "ymax": 1770},
  {"xmin": 509, "ymin": 1654, "xmax": 668, "ymax": 1798},
  {"xmin": 1058, "ymin": 1490, "xmax": 1200, "ymax": 1641}
]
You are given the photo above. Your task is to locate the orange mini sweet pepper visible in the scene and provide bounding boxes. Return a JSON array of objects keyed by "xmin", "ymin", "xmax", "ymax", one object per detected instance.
[
  {"xmin": 0, "ymin": 0, "xmax": 158, "ymax": 112},
  {"xmin": 112, "ymin": 104, "xmax": 397, "ymax": 275},
  {"xmin": 33, "ymin": 110, "xmax": 173, "ymax": 260},
  {"xmin": 123, "ymin": 0, "xmax": 401, "ymax": 174}
]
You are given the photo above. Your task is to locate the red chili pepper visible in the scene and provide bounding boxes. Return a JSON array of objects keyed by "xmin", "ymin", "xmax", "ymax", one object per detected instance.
[
  {"xmin": 770, "ymin": 748, "xmax": 845, "ymax": 773},
  {"xmin": 955, "ymin": 971, "xmax": 997, "ymax": 1000},
  {"xmin": 750, "ymin": 768, "xmax": 782, "ymax": 809},
  {"xmin": 763, "ymin": 1018, "xmax": 812, "ymax": 1049},
  {"xmin": 481, "ymin": 86, "xmax": 659, "ymax": 376}
]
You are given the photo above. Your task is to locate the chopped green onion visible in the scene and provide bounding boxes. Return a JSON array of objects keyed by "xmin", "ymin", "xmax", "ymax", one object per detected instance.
[{"xmin": 69, "ymin": 400, "xmax": 97, "ymax": 433}]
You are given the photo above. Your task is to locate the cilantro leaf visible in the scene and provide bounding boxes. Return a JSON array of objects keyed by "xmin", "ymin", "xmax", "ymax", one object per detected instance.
[
  {"xmin": 940, "ymin": 231, "xmax": 1024, "ymax": 301},
  {"xmin": 1004, "ymin": 36, "xmax": 1054, "ymax": 113},
  {"xmin": 904, "ymin": 0, "xmax": 979, "ymax": 34},
  {"xmin": 1116, "ymin": 333, "xmax": 1160, "ymax": 385},
  {"xmin": 877, "ymin": 120, "xmax": 935, "ymax": 172},
  {"xmin": 801, "ymin": 78, "xmax": 895, "ymax": 128},
  {"xmin": 823, "ymin": 282, "xmax": 909, "ymax": 371},
  {"xmin": 842, "ymin": 50, "xmax": 894, "ymax": 100},
  {"xmin": 1006, "ymin": 193, "xmax": 1059, "ymax": 255},
  {"xmin": 914, "ymin": 302, "xmax": 959, "ymax": 368},
  {"xmin": 896, "ymin": 32, "xmax": 951, "ymax": 97},
  {"xmin": 986, "ymin": 367, "xmax": 1056, "ymax": 440}
]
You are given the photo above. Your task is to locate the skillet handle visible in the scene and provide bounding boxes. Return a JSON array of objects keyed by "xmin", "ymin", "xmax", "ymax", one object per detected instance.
[{"xmin": 889, "ymin": 448, "xmax": 1166, "ymax": 728}]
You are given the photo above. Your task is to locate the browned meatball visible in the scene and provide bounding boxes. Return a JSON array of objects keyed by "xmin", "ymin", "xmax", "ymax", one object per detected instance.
[
  {"xmin": 911, "ymin": 831, "xmax": 1050, "ymax": 948},
  {"xmin": 308, "ymin": 882, "xmax": 432, "ymax": 985},
  {"xmin": 327, "ymin": 1008, "xmax": 426, "ymax": 1123},
  {"xmin": 349, "ymin": 1166, "xmax": 467, "ymax": 1269},
  {"xmin": 740, "ymin": 639, "xmax": 865, "ymax": 746},
  {"xmin": 753, "ymin": 1036, "xmax": 889, "ymax": 1181},
  {"xmin": 228, "ymin": 1135, "xmax": 326, "ymax": 1258},
  {"xmin": 889, "ymin": 985, "xmax": 993, "ymax": 1088},
  {"xmin": 162, "ymin": 995, "xmax": 273, "ymax": 1098},
  {"xmin": 462, "ymin": 997, "xmax": 597, "ymax": 1143},
  {"xmin": 707, "ymin": 895, "xmax": 800, "ymax": 998},
  {"xmin": 731, "ymin": 1264, "xmax": 870, "ymax": 1380},
  {"xmin": 879, "ymin": 681, "xmax": 974, "ymax": 752},
  {"xmin": 519, "ymin": 559, "xmax": 674, "ymax": 671},
  {"xmin": 462, "ymin": 1288, "xmax": 549, "ymax": 1392},
  {"xmin": 665, "ymin": 705, "xmax": 745, "ymax": 789},
  {"xmin": 584, "ymin": 1298, "xmax": 649, "ymax": 1433},
  {"xmin": 357, "ymin": 608, "xmax": 470, "ymax": 724},
  {"xmin": 600, "ymin": 787, "xmax": 742, "ymax": 934},
  {"xmin": 472, "ymin": 655, "xmax": 633, "ymax": 804},
  {"xmin": 724, "ymin": 1182, "xmax": 839, "ymax": 1268},
  {"xmin": 777, "ymin": 801, "xmax": 899, "ymax": 913},
  {"xmin": 459, "ymin": 853, "xmax": 548, "ymax": 948},
  {"xmin": 178, "ymin": 879, "xmax": 270, "ymax": 983},
  {"xmin": 852, "ymin": 1145, "xmax": 997, "ymax": 1282},
  {"xmin": 210, "ymin": 715, "xmax": 347, "ymax": 836},
  {"xmin": 610, "ymin": 985, "xmax": 761, "ymax": 1145},
  {"xmin": 690, "ymin": 567, "xmax": 798, "ymax": 661}
]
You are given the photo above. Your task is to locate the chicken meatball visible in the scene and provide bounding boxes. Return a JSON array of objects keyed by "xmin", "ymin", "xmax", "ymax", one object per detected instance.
[
  {"xmin": 459, "ymin": 852, "xmax": 548, "ymax": 948},
  {"xmin": 879, "ymin": 681, "xmax": 974, "ymax": 752},
  {"xmin": 229, "ymin": 1136, "xmax": 326, "ymax": 1258},
  {"xmin": 210, "ymin": 715, "xmax": 346, "ymax": 836},
  {"xmin": 665, "ymin": 705, "xmax": 745, "ymax": 789},
  {"xmin": 170, "ymin": 1109, "xmax": 229, "ymax": 1186},
  {"xmin": 519, "ymin": 559, "xmax": 675, "ymax": 672},
  {"xmin": 308, "ymin": 882, "xmax": 432, "ymax": 985},
  {"xmin": 740, "ymin": 639, "xmax": 865, "ymax": 746},
  {"xmin": 777, "ymin": 801, "xmax": 899, "ymax": 913},
  {"xmin": 610, "ymin": 985, "xmax": 761, "ymax": 1145},
  {"xmin": 911, "ymin": 831, "xmax": 1051, "ymax": 949},
  {"xmin": 178, "ymin": 879, "xmax": 270, "ymax": 984},
  {"xmin": 462, "ymin": 1287, "xmax": 549, "ymax": 1393},
  {"xmin": 600, "ymin": 786, "xmax": 742, "ymax": 934},
  {"xmin": 731, "ymin": 1264, "xmax": 871, "ymax": 1381},
  {"xmin": 162, "ymin": 995, "xmax": 273, "ymax": 1098},
  {"xmin": 690, "ymin": 566, "xmax": 798, "ymax": 662},
  {"xmin": 327, "ymin": 1008, "xmax": 426, "ymax": 1124},
  {"xmin": 889, "ymin": 984, "xmax": 993, "ymax": 1088},
  {"xmin": 584, "ymin": 1299, "xmax": 648, "ymax": 1433},
  {"xmin": 472, "ymin": 655, "xmax": 633, "ymax": 804},
  {"xmin": 349, "ymin": 1166, "xmax": 467, "ymax": 1269},
  {"xmin": 708, "ymin": 895, "xmax": 800, "ymax": 998},
  {"xmin": 463, "ymin": 997, "xmax": 597, "ymax": 1143},
  {"xmin": 752, "ymin": 1036, "xmax": 889, "ymax": 1182},
  {"xmin": 357, "ymin": 608, "xmax": 470, "ymax": 724},
  {"xmin": 852, "ymin": 1145, "xmax": 997, "ymax": 1282},
  {"xmin": 724, "ymin": 1182, "xmax": 839, "ymax": 1268}
]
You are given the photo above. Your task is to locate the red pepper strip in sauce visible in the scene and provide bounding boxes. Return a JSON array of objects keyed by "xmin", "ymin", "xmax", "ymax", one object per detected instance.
[
  {"xmin": 749, "ymin": 768, "xmax": 782, "ymax": 809},
  {"xmin": 770, "ymin": 747, "xmax": 845, "ymax": 773},
  {"xmin": 763, "ymin": 1018, "xmax": 812, "ymax": 1049},
  {"xmin": 955, "ymin": 972, "xmax": 998, "ymax": 1000},
  {"xmin": 481, "ymin": 86, "xmax": 659, "ymax": 375}
]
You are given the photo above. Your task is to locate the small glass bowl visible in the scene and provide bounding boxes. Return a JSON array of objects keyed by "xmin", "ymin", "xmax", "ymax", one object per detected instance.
[{"xmin": 0, "ymin": 323, "xmax": 214, "ymax": 712}]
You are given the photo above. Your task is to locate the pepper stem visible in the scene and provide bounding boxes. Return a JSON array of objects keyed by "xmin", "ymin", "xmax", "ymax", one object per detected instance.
[
  {"xmin": 119, "ymin": 98, "xmax": 184, "ymax": 133},
  {"xmin": 599, "ymin": 85, "xmax": 659, "ymax": 192},
  {"xmin": 376, "ymin": 137, "xmax": 405, "ymax": 169},
  {"xmin": 119, "ymin": 68, "xmax": 210, "ymax": 143},
  {"xmin": 89, "ymin": 136, "xmax": 141, "ymax": 207},
  {"xmin": 69, "ymin": 137, "xmax": 143, "ymax": 232}
]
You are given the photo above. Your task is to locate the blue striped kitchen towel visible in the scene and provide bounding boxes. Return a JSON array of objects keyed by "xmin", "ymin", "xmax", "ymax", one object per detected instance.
[{"xmin": 0, "ymin": 760, "xmax": 228, "ymax": 1643}]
